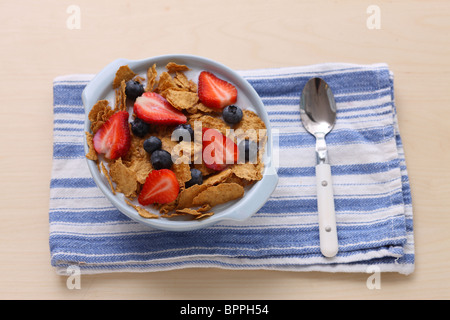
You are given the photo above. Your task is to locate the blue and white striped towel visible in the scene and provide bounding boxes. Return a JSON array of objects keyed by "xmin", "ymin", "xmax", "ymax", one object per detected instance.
[{"xmin": 49, "ymin": 63, "xmax": 414, "ymax": 275}]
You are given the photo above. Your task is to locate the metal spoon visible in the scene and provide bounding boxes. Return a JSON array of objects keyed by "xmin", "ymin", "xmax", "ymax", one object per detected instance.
[{"xmin": 300, "ymin": 77, "xmax": 338, "ymax": 258}]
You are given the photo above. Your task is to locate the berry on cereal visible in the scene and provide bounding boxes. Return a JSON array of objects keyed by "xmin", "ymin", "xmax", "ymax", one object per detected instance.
[
  {"xmin": 172, "ymin": 124, "xmax": 194, "ymax": 142},
  {"xmin": 185, "ymin": 168, "xmax": 203, "ymax": 188},
  {"xmin": 130, "ymin": 117, "xmax": 150, "ymax": 138},
  {"xmin": 151, "ymin": 149, "xmax": 173, "ymax": 170},
  {"xmin": 202, "ymin": 127, "xmax": 239, "ymax": 171},
  {"xmin": 222, "ymin": 105, "xmax": 243, "ymax": 124},
  {"xmin": 198, "ymin": 71, "xmax": 237, "ymax": 109},
  {"xmin": 238, "ymin": 139, "xmax": 258, "ymax": 163},
  {"xmin": 125, "ymin": 80, "xmax": 145, "ymax": 100},
  {"xmin": 138, "ymin": 169, "xmax": 180, "ymax": 205},
  {"xmin": 134, "ymin": 92, "xmax": 187, "ymax": 125},
  {"xmin": 143, "ymin": 136, "xmax": 162, "ymax": 154},
  {"xmin": 93, "ymin": 110, "xmax": 131, "ymax": 160}
]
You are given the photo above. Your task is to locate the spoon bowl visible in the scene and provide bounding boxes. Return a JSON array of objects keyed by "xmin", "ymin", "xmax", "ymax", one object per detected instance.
[{"xmin": 300, "ymin": 78, "xmax": 336, "ymax": 137}]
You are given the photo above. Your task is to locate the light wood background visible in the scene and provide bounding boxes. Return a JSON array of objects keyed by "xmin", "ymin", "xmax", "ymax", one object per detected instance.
[{"xmin": 1, "ymin": 0, "xmax": 449, "ymax": 300}]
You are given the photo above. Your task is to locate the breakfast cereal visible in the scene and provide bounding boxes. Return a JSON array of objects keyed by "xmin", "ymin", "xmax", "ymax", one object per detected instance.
[{"xmin": 85, "ymin": 62, "xmax": 267, "ymax": 221}]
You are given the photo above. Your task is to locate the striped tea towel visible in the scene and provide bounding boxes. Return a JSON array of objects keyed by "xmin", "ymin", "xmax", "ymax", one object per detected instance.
[{"xmin": 49, "ymin": 62, "xmax": 414, "ymax": 275}]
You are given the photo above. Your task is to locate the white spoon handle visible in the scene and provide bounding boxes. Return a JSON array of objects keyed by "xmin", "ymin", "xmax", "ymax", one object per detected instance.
[{"xmin": 316, "ymin": 163, "xmax": 338, "ymax": 257}]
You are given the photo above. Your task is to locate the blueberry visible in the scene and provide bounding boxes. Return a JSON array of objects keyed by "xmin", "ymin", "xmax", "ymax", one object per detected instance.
[
  {"xmin": 172, "ymin": 124, "xmax": 194, "ymax": 142},
  {"xmin": 143, "ymin": 136, "xmax": 162, "ymax": 154},
  {"xmin": 185, "ymin": 168, "xmax": 203, "ymax": 188},
  {"xmin": 151, "ymin": 150, "xmax": 173, "ymax": 170},
  {"xmin": 125, "ymin": 80, "xmax": 144, "ymax": 100},
  {"xmin": 131, "ymin": 117, "xmax": 150, "ymax": 137},
  {"xmin": 222, "ymin": 105, "xmax": 243, "ymax": 124},
  {"xmin": 238, "ymin": 139, "xmax": 258, "ymax": 163}
]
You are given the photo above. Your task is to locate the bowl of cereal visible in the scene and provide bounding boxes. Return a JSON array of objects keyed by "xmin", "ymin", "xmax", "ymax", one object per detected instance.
[{"xmin": 82, "ymin": 54, "xmax": 278, "ymax": 231}]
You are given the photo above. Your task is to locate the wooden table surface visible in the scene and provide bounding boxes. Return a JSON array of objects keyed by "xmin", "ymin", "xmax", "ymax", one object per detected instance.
[{"xmin": 1, "ymin": 0, "xmax": 449, "ymax": 300}]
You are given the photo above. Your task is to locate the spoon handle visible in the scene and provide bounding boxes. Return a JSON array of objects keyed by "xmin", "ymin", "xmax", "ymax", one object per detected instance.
[{"xmin": 316, "ymin": 163, "xmax": 339, "ymax": 257}]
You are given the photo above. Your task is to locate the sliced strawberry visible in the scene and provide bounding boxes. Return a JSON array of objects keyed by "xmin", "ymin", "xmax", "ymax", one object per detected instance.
[
  {"xmin": 202, "ymin": 127, "xmax": 239, "ymax": 171},
  {"xmin": 93, "ymin": 110, "xmax": 131, "ymax": 160},
  {"xmin": 134, "ymin": 92, "xmax": 187, "ymax": 125},
  {"xmin": 197, "ymin": 71, "xmax": 237, "ymax": 109},
  {"xmin": 138, "ymin": 169, "xmax": 180, "ymax": 205}
]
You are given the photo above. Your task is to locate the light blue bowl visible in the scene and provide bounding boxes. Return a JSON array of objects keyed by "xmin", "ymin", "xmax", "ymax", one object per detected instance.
[{"xmin": 82, "ymin": 54, "xmax": 278, "ymax": 231}]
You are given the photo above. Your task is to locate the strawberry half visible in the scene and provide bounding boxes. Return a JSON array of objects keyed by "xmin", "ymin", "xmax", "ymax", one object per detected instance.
[
  {"xmin": 202, "ymin": 127, "xmax": 239, "ymax": 171},
  {"xmin": 93, "ymin": 110, "xmax": 131, "ymax": 160},
  {"xmin": 197, "ymin": 71, "xmax": 237, "ymax": 109},
  {"xmin": 134, "ymin": 92, "xmax": 187, "ymax": 125},
  {"xmin": 138, "ymin": 169, "xmax": 180, "ymax": 205}
]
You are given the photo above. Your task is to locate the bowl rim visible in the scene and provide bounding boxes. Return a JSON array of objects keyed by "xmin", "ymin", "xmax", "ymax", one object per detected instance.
[{"xmin": 82, "ymin": 54, "xmax": 278, "ymax": 231}]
